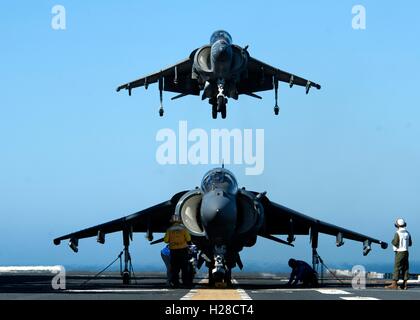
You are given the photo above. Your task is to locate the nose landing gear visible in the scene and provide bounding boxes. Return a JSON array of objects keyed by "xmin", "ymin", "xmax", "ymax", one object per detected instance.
[{"xmin": 208, "ymin": 245, "xmax": 232, "ymax": 287}]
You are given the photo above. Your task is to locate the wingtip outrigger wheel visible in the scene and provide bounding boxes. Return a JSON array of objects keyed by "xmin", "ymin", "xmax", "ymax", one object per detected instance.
[
  {"xmin": 273, "ymin": 76, "xmax": 279, "ymax": 115},
  {"xmin": 158, "ymin": 77, "xmax": 164, "ymax": 117},
  {"xmin": 121, "ymin": 229, "xmax": 133, "ymax": 285},
  {"xmin": 305, "ymin": 81, "xmax": 312, "ymax": 95},
  {"xmin": 122, "ymin": 271, "xmax": 130, "ymax": 285}
]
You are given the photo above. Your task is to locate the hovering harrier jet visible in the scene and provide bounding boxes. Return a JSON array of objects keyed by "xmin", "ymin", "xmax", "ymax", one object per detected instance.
[
  {"xmin": 116, "ymin": 30, "xmax": 321, "ymax": 119},
  {"xmin": 54, "ymin": 167, "xmax": 387, "ymax": 286}
]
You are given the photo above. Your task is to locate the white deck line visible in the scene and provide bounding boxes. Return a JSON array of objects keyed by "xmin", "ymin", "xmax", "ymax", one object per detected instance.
[{"xmin": 0, "ymin": 266, "xmax": 62, "ymax": 273}]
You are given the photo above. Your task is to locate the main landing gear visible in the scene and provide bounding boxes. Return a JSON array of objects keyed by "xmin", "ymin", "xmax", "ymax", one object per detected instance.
[
  {"xmin": 210, "ymin": 97, "xmax": 227, "ymax": 119},
  {"xmin": 210, "ymin": 81, "xmax": 228, "ymax": 119}
]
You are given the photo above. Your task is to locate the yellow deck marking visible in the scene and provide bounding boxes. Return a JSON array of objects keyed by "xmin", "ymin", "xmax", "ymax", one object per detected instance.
[
  {"xmin": 182, "ymin": 279, "xmax": 245, "ymax": 300},
  {"xmin": 191, "ymin": 288, "xmax": 242, "ymax": 300}
]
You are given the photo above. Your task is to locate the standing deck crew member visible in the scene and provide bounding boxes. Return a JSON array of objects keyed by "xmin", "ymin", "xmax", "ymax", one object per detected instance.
[
  {"xmin": 164, "ymin": 214, "xmax": 191, "ymax": 288},
  {"xmin": 386, "ymin": 218, "xmax": 412, "ymax": 290}
]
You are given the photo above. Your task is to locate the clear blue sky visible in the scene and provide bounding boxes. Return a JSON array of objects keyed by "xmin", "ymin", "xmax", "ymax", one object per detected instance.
[{"xmin": 1, "ymin": 1, "xmax": 419, "ymax": 272}]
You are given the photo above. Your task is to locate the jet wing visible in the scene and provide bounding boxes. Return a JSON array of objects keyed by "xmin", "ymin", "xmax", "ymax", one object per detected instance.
[
  {"xmin": 116, "ymin": 58, "xmax": 200, "ymax": 96},
  {"xmin": 259, "ymin": 196, "xmax": 388, "ymax": 254},
  {"xmin": 53, "ymin": 191, "xmax": 188, "ymax": 246},
  {"xmin": 238, "ymin": 56, "xmax": 321, "ymax": 95}
]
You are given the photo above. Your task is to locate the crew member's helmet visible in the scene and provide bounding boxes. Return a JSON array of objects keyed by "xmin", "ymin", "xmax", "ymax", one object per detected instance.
[
  {"xmin": 170, "ymin": 214, "xmax": 182, "ymax": 224},
  {"xmin": 394, "ymin": 218, "xmax": 407, "ymax": 228}
]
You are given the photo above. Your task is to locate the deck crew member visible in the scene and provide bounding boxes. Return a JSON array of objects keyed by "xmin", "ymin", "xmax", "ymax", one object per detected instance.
[
  {"xmin": 164, "ymin": 214, "xmax": 191, "ymax": 288},
  {"xmin": 287, "ymin": 258, "xmax": 319, "ymax": 288},
  {"xmin": 386, "ymin": 218, "xmax": 412, "ymax": 290}
]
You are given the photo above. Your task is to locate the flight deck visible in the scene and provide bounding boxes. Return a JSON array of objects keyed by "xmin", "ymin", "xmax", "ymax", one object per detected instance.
[{"xmin": 1, "ymin": 272, "xmax": 419, "ymax": 301}]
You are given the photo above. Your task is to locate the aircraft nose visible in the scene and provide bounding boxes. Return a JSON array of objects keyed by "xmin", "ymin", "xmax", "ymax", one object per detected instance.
[
  {"xmin": 211, "ymin": 40, "xmax": 232, "ymax": 62},
  {"xmin": 201, "ymin": 190, "xmax": 231, "ymax": 221},
  {"xmin": 200, "ymin": 190, "xmax": 237, "ymax": 243}
]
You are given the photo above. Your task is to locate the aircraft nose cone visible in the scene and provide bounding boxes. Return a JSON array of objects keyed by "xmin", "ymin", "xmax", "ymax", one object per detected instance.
[
  {"xmin": 201, "ymin": 191, "xmax": 231, "ymax": 221},
  {"xmin": 200, "ymin": 190, "xmax": 237, "ymax": 243},
  {"xmin": 211, "ymin": 40, "xmax": 232, "ymax": 63}
]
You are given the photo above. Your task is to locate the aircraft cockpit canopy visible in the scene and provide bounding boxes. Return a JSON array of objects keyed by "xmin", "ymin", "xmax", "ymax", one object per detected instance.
[
  {"xmin": 210, "ymin": 30, "xmax": 233, "ymax": 45},
  {"xmin": 201, "ymin": 169, "xmax": 238, "ymax": 194}
]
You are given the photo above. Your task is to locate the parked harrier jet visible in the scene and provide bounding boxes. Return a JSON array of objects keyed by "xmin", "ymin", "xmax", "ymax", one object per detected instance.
[
  {"xmin": 54, "ymin": 167, "xmax": 387, "ymax": 286},
  {"xmin": 116, "ymin": 30, "xmax": 321, "ymax": 119}
]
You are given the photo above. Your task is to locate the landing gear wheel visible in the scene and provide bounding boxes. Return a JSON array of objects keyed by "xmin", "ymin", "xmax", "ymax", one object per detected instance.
[
  {"xmin": 215, "ymin": 281, "xmax": 227, "ymax": 288},
  {"xmin": 217, "ymin": 96, "xmax": 227, "ymax": 119},
  {"xmin": 211, "ymin": 269, "xmax": 227, "ymax": 288},
  {"xmin": 221, "ymin": 101, "xmax": 227, "ymax": 119},
  {"xmin": 159, "ymin": 108, "xmax": 164, "ymax": 117},
  {"xmin": 212, "ymin": 104, "xmax": 217, "ymax": 119},
  {"xmin": 274, "ymin": 106, "xmax": 279, "ymax": 116},
  {"xmin": 217, "ymin": 96, "xmax": 224, "ymax": 112},
  {"xmin": 122, "ymin": 271, "xmax": 130, "ymax": 285}
]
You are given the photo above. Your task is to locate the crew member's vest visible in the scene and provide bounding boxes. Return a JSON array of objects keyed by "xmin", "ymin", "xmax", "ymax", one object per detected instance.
[
  {"xmin": 393, "ymin": 228, "xmax": 411, "ymax": 252},
  {"xmin": 164, "ymin": 224, "xmax": 191, "ymax": 250}
]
